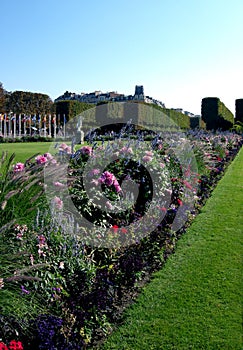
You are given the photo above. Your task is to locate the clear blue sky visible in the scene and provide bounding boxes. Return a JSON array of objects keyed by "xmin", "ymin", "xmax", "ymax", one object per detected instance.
[{"xmin": 1, "ymin": 0, "xmax": 242, "ymax": 115}]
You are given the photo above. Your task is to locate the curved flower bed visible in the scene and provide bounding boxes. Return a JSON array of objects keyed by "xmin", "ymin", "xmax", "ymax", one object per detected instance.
[{"xmin": 0, "ymin": 130, "xmax": 242, "ymax": 349}]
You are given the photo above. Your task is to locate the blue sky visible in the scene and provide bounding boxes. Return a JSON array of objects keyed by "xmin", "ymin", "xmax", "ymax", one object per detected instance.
[{"xmin": 1, "ymin": 0, "xmax": 242, "ymax": 115}]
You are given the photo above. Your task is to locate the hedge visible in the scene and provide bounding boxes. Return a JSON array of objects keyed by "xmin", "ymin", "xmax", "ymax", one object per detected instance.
[{"xmin": 201, "ymin": 97, "xmax": 234, "ymax": 130}]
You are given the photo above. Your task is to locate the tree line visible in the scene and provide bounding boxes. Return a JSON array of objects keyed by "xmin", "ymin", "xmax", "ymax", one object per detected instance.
[{"xmin": 0, "ymin": 82, "xmax": 54, "ymax": 115}]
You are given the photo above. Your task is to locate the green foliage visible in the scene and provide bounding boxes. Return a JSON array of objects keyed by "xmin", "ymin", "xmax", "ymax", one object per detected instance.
[
  {"xmin": 162, "ymin": 107, "xmax": 190, "ymax": 129},
  {"xmin": 0, "ymin": 131, "xmax": 242, "ymax": 347},
  {"xmin": 0, "ymin": 82, "xmax": 6, "ymax": 113},
  {"xmin": 190, "ymin": 115, "xmax": 201, "ymax": 129},
  {"xmin": 231, "ymin": 120, "xmax": 243, "ymax": 134},
  {"xmin": 6, "ymin": 90, "xmax": 54, "ymax": 115},
  {"xmin": 55, "ymin": 100, "xmax": 94, "ymax": 122},
  {"xmin": 101, "ymin": 147, "xmax": 243, "ymax": 350},
  {"xmin": 0, "ymin": 152, "xmax": 45, "ymax": 227},
  {"xmin": 201, "ymin": 97, "xmax": 234, "ymax": 130},
  {"xmin": 235, "ymin": 99, "xmax": 243, "ymax": 123},
  {"xmin": 141, "ymin": 103, "xmax": 190, "ymax": 129}
]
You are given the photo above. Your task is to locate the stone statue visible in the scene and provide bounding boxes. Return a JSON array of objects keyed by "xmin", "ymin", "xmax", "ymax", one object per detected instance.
[{"xmin": 76, "ymin": 115, "xmax": 84, "ymax": 144}]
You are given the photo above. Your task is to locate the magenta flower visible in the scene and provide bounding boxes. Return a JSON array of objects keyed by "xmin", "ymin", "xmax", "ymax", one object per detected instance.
[
  {"xmin": 114, "ymin": 182, "xmax": 122, "ymax": 193},
  {"xmin": 79, "ymin": 146, "xmax": 92, "ymax": 155},
  {"xmin": 35, "ymin": 155, "xmax": 48, "ymax": 165},
  {"xmin": 98, "ymin": 171, "xmax": 122, "ymax": 192},
  {"xmin": 43, "ymin": 152, "xmax": 53, "ymax": 160},
  {"xmin": 13, "ymin": 162, "xmax": 25, "ymax": 173},
  {"xmin": 99, "ymin": 171, "xmax": 114, "ymax": 186}
]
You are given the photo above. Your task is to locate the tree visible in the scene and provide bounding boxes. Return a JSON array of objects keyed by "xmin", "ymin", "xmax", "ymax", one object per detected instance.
[
  {"xmin": 7, "ymin": 91, "xmax": 54, "ymax": 114},
  {"xmin": 0, "ymin": 82, "xmax": 6, "ymax": 113}
]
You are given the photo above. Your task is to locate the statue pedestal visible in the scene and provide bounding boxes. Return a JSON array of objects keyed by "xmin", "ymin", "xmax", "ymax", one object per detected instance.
[{"xmin": 76, "ymin": 129, "xmax": 84, "ymax": 144}]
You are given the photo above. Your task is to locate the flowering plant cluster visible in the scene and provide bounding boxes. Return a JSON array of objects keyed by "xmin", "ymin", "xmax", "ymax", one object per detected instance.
[{"xmin": 0, "ymin": 129, "xmax": 242, "ymax": 348}]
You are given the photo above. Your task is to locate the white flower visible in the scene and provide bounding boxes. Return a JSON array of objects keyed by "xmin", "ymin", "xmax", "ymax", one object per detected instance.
[{"xmin": 59, "ymin": 262, "xmax": 64, "ymax": 269}]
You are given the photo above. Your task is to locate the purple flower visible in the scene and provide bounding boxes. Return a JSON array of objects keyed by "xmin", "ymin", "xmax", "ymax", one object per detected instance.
[
  {"xmin": 98, "ymin": 171, "xmax": 122, "ymax": 192},
  {"xmin": 21, "ymin": 285, "xmax": 30, "ymax": 294},
  {"xmin": 98, "ymin": 171, "xmax": 114, "ymax": 186}
]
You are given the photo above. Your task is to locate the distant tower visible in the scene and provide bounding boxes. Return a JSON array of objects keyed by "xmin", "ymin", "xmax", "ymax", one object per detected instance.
[{"xmin": 134, "ymin": 85, "xmax": 144, "ymax": 96}]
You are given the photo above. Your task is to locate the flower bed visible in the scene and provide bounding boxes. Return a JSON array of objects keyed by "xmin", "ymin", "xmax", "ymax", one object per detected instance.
[{"xmin": 0, "ymin": 130, "xmax": 242, "ymax": 349}]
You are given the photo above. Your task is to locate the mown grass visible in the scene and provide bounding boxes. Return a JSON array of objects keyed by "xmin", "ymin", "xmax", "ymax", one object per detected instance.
[
  {"xmin": 0, "ymin": 141, "xmax": 91, "ymax": 164},
  {"xmin": 0, "ymin": 142, "xmax": 53, "ymax": 163},
  {"xmin": 100, "ymin": 147, "xmax": 243, "ymax": 350}
]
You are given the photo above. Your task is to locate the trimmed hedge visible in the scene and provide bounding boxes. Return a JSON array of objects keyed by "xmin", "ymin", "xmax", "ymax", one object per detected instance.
[
  {"xmin": 201, "ymin": 97, "xmax": 234, "ymax": 130},
  {"xmin": 55, "ymin": 100, "xmax": 94, "ymax": 122},
  {"xmin": 235, "ymin": 99, "xmax": 243, "ymax": 123},
  {"xmin": 55, "ymin": 101, "xmax": 192, "ymax": 132}
]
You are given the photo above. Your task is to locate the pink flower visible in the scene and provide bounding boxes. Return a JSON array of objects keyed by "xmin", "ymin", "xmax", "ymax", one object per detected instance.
[
  {"xmin": 145, "ymin": 150, "xmax": 153, "ymax": 157},
  {"xmin": 106, "ymin": 201, "xmax": 114, "ymax": 209},
  {"xmin": 36, "ymin": 155, "xmax": 48, "ymax": 165},
  {"xmin": 99, "ymin": 171, "xmax": 114, "ymax": 186},
  {"xmin": 159, "ymin": 162, "xmax": 165, "ymax": 168},
  {"xmin": 66, "ymin": 146, "xmax": 72, "ymax": 154},
  {"xmin": 98, "ymin": 171, "xmax": 121, "ymax": 192},
  {"xmin": 90, "ymin": 168, "xmax": 100, "ymax": 176},
  {"xmin": 52, "ymin": 196, "xmax": 63, "ymax": 210},
  {"xmin": 142, "ymin": 155, "xmax": 153, "ymax": 162},
  {"xmin": 120, "ymin": 146, "xmax": 133, "ymax": 154},
  {"xmin": 50, "ymin": 158, "xmax": 57, "ymax": 165},
  {"xmin": 13, "ymin": 162, "xmax": 25, "ymax": 173},
  {"xmin": 113, "ymin": 179, "xmax": 122, "ymax": 193},
  {"xmin": 44, "ymin": 152, "xmax": 53, "ymax": 160},
  {"xmin": 59, "ymin": 143, "xmax": 68, "ymax": 150},
  {"xmin": 114, "ymin": 183, "xmax": 122, "ymax": 193},
  {"xmin": 183, "ymin": 180, "xmax": 193, "ymax": 190},
  {"xmin": 53, "ymin": 181, "xmax": 65, "ymax": 188},
  {"xmin": 79, "ymin": 146, "xmax": 92, "ymax": 155},
  {"xmin": 91, "ymin": 179, "xmax": 99, "ymax": 186}
]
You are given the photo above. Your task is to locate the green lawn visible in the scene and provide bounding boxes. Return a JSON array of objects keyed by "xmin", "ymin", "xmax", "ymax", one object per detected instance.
[
  {"xmin": 100, "ymin": 147, "xmax": 243, "ymax": 350},
  {"xmin": 0, "ymin": 142, "xmax": 53, "ymax": 163},
  {"xmin": 0, "ymin": 141, "xmax": 90, "ymax": 164}
]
